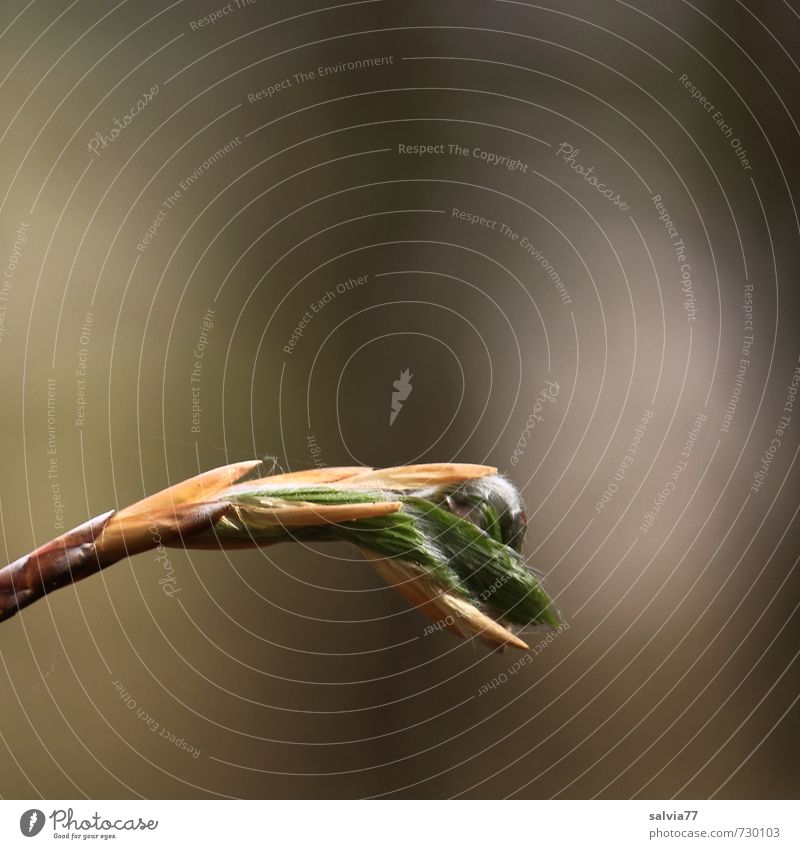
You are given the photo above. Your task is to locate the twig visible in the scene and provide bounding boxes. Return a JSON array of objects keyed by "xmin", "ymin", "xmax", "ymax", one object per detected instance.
[{"xmin": 0, "ymin": 461, "xmax": 558, "ymax": 649}]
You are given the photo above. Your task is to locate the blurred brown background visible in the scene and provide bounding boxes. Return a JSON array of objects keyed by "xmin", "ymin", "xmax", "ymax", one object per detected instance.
[{"xmin": 0, "ymin": 0, "xmax": 798, "ymax": 799}]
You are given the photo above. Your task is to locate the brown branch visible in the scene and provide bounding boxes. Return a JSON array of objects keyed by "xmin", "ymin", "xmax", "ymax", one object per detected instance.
[{"xmin": 0, "ymin": 460, "xmax": 264, "ymax": 623}]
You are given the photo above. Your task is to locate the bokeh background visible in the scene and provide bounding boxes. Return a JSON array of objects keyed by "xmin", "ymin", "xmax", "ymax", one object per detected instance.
[{"xmin": 0, "ymin": 0, "xmax": 798, "ymax": 799}]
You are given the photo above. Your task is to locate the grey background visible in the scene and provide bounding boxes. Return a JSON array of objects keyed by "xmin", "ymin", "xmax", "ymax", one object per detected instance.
[{"xmin": 0, "ymin": 0, "xmax": 798, "ymax": 798}]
